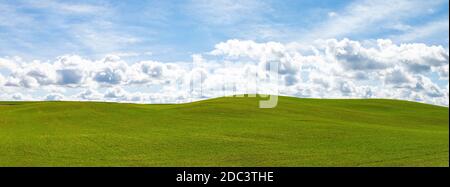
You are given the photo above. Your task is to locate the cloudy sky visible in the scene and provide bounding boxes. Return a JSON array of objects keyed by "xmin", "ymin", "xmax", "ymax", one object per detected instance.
[{"xmin": 0, "ymin": 0, "xmax": 449, "ymax": 106}]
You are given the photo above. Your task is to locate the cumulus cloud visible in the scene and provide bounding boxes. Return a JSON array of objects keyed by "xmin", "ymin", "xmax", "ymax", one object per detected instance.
[
  {"xmin": 1, "ymin": 93, "xmax": 35, "ymax": 101},
  {"xmin": 57, "ymin": 69, "xmax": 84, "ymax": 85},
  {"xmin": 0, "ymin": 38, "xmax": 448, "ymax": 106},
  {"xmin": 78, "ymin": 89, "xmax": 103, "ymax": 100},
  {"xmin": 383, "ymin": 68, "xmax": 413, "ymax": 85},
  {"xmin": 207, "ymin": 38, "xmax": 448, "ymax": 105},
  {"xmin": 326, "ymin": 39, "xmax": 388, "ymax": 70},
  {"xmin": 104, "ymin": 87, "xmax": 128, "ymax": 99},
  {"xmin": 45, "ymin": 93, "xmax": 65, "ymax": 101},
  {"xmin": 0, "ymin": 74, "xmax": 4, "ymax": 86},
  {"xmin": 93, "ymin": 67, "xmax": 125, "ymax": 85}
]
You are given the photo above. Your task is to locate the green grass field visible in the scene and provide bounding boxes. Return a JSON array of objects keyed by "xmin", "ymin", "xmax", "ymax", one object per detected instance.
[{"xmin": 0, "ymin": 96, "xmax": 448, "ymax": 166}]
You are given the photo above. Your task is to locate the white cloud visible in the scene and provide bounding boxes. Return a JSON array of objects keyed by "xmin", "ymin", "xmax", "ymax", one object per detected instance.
[
  {"xmin": 78, "ymin": 89, "xmax": 103, "ymax": 101},
  {"xmin": 104, "ymin": 87, "xmax": 128, "ymax": 100},
  {"xmin": 206, "ymin": 38, "xmax": 448, "ymax": 105},
  {"xmin": 0, "ymin": 38, "xmax": 448, "ymax": 106},
  {"xmin": 303, "ymin": 0, "xmax": 447, "ymax": 41},
  {"xmin": 0, "ymin": 57, "xmax": 19, "ymax": 71},
  {"xmin": 9, "ymin": 93, "xmax": 34, "ymax": 101},
  {"xmin": 382, "ymin": 67, "xmax": 413, "ymax": 85},
  {"xmin": 27, "ymin": 0, "xmax": 107, "ymax": 15},
  {"xmin": 102, "ymin": 87, "xmax": 149, "ymax": 103},
  {"xmin": 325, "ymin": 38, "xmax": 388, "ymax": 70},
  {"xmin": 433, "ymin": 65, "xmax": 449, "ymax": 80},
  {"xmin": 395, "ymin": 17, "xmax": 449, "ymax": 43},
  {"xmin": 186, "ymin": 0, "xmax": 270, "ymax": 25},
  {"xmin": 45, "ymin": 93, "xmax": 65, "ymax": 101},
  {"xmin": 70, "ymin": 25, "xmax": 140, "ymax": 53},
  {"xmin": 328, "ymin": 12, "xmax": 338, "ymax": 18}
]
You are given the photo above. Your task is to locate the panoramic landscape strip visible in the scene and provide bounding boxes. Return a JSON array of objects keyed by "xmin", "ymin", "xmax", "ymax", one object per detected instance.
[{"xmin": 0, "ymin": 0, "xmax": 448, "ymax": 172}]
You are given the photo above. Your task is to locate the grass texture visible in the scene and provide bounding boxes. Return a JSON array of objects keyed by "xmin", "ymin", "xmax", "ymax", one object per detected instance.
[{"xmin": 0, "ymin": 96, "xmax": 448, "ymax": 166}]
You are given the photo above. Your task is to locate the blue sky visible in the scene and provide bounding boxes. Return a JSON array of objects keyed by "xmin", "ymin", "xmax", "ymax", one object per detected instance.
[
  {"xmin": 1, "ymin": 0, "xmax": 448, "ymax": 61},
  {"xmin": 0, "ymin": 0, "xmax": 449, "ymax": 106}
]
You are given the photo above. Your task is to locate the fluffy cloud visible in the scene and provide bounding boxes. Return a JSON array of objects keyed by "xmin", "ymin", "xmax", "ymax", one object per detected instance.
[
  {"xmin": 45, "ymin": 93, "xmax": 65, "ymax": 101},
  {"xmin": 383, "ymin": 68, "xmax": 413, "ymax": 85},
  {"xmin": 326, "ymin": 39, "xmax": 388, "ymax": 70},
  {"xmin": 104, "ymin": 87, "xmax": 129, "ymax": 100},
  {"xmin": 206, "ymin": 38, "xmax": 448, "ymax": 105},
  {"xmin": 94, "ymin": 67, "xmax": 126, "ymax": 85},
  {"xmin": 0, "ymin": 74, "xmax": 4, "ymax": 85},
  {"xmin": 78, "ymin": 89, "xmax": 103, "ymax": 100},
  {"xmin": 0, "ymin": 39, "xmax": 448, "ymax": 106},
  {"xmin": 3, "ymin": 93, "xmax": 35, "ymax": 101}
]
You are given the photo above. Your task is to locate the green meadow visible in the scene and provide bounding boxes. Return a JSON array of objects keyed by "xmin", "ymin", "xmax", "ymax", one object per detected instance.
[{"xmin": 0, "ymin": 96, "xmax": 448, "ymax": 166}]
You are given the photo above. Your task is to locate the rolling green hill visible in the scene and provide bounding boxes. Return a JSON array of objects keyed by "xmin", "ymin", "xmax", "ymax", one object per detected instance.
[{"xmin": 0, "ymin": 96, "xmax": 448, "ymax": 166}]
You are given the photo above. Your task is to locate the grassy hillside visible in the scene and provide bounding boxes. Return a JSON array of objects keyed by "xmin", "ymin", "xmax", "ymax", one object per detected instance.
[{"xmin": 0, "ymin": 96, "xmax": 448, "ymax": 166}]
